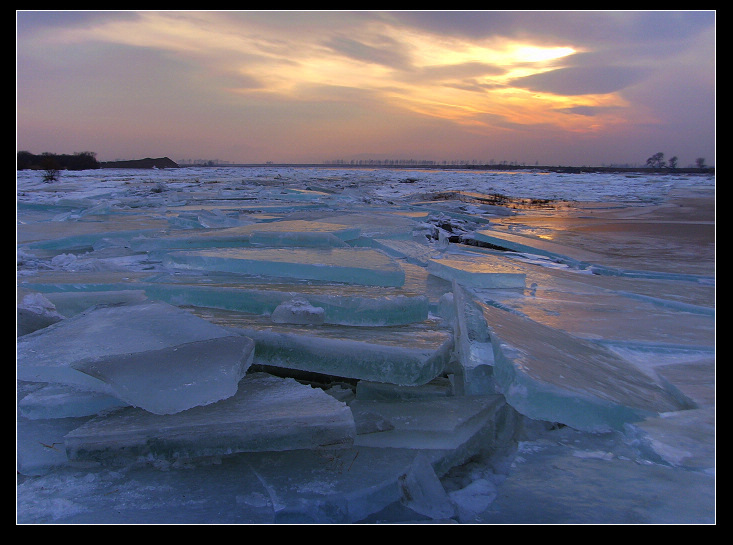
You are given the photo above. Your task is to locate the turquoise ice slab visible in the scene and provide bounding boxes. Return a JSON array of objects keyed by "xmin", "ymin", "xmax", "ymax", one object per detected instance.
[
  {"xmin": 194, "ymin": 309, "xmax": 453, "ymax": 386},
  {"xmin": 147, "ymin": 284, "xmax": 428, "ymax": 327},
  {"xmin": 163, "ymin": 247, "xmax": 406, "ymax": 287},
  {"xmin": 427, "ymin": 252, "xmax": 526, "ymax": 289},
  {"xmin": 64, "ymin": 373, "xmax": 356, "ymax": 462},
  {"xmin": 17, "ymin": 301, "xmax": 254, "ymax": 414},
  {"xmin": 130, "ymin": 219, "xmax": 361, "ymax": 250},
  {"xmin": 478, "ymin": 299, "xmax": 686, "ymax": 431},
  {"xmin": 17, "ymin": 213, "xmax": 168, "ymax": 248}
]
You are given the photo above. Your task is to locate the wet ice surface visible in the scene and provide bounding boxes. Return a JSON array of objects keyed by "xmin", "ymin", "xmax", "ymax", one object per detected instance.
[{"xmin": 16, "ymin": 166, "xmax": 715, "ymax": 524}]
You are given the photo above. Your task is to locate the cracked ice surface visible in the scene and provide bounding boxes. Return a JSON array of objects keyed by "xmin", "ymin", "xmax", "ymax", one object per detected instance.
[{"xmin": 17, "ymin": 166, "xmax": 715, "ymax": 523}]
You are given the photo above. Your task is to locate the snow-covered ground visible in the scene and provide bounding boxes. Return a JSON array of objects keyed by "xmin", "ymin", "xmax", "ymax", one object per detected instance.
[{"xmin": 17, "ymin": 166, "xmax": 715, "ymax": 524}]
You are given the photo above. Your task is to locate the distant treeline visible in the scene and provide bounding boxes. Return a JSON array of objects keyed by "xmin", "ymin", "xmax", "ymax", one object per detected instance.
[
  {"xmin": 17, "ymin": 151, "xmax": 100, "ymax": 171},
  {"xmin": 99, "ymin": 157, "xmax": 179, "ymax": 169},
  {"xmin": 17, "ymin": 152, "xmax": 181, "ymax": 171}
]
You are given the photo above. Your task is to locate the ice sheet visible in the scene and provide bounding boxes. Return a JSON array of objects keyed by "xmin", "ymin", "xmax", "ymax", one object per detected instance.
[{"xmin": 16, "ymin": 166, "xmax": 715, "ymax": 524}]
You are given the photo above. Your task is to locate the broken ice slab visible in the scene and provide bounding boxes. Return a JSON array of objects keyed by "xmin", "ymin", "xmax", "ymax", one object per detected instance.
[
  {"xmin": 466, "ymin": 255, "xmax": 714, "ymax": 348},
  {"xmin": 145, "ymin": 271, "xmax": 429, "ymax": 326},
  {"xmin": 17, "ymin": 211, "xmax": 169, "ymax": 248},
  {"xmin": 18, "ymin": 382, "xmax": 128, "ymax": 420},
  {"xmin": 451, "ymin": 284, "xmax": 496, "ymax": 396},
  {"xmin": 17, "ymin": 301, "xmax": 254, "ymax": 414},
  {"xmin": 312, "ymin": 210, "xmax": 423, "ymax": 241},
  {"xmin": 355, "ymin": 377, "xmax": 453, "ymax": 401},
  {"xmin": 350, "ymin": 395, "xmax": 507, "ymax": 451},
  {"xmin": 427, "ymin": 251, "xmax": 526, "ymax": 289},
  {"xmin": 163, "ymin": 247, "xmax": 406, "ymax": 287},
  {"xmin": 237, "ymin": 442, "xmax": 498, "ymax": 523},
  {"xmin": 196, "ymin": 309, "xmax": 452, "ymax": 386},
  {"xmin": 624, "ymin": 407, "xmax": 715, "ymax": 471},
  {"xmin": 17, "ymin": 270, "xmax": 155, "ymax": 294},
  {"xmin": 249, "ymin": 230, "xmax": 350, "ymax": 247},
  {"xmin": 370, "ymin": 238, "xmax": 442, "ymax": 266},
  {"xmin": 130, "ymin": 219, "xmax": 360, "ymax": 251},
  {"xmin": 270, "ymin": 297, "xmax": 326, "ymax": 324},
  {"xmin": 17, "ymin": 289, "xmax": 64, "ymax": 336},
  {"xmin": 42, "ymin": 289, "xmax": 148, "ymax": 318},
  {"xmin": 17, "ymin": 415, "xmax": 93, "ymax": 476},
  {"xmin": 474, "ymin": 425, "xmax": 715, "ymax": 524},
  {"xmin": 477, "ymin": 299, "xmax": 686, "ymax": 431},
  {"xmin": 18, "ymin": 443, "xmax": 462, "ymax": 523},
  {"xmin": 471, "ymin": 227, "xmax": 602, "ymax": 269},
  {"xmin": 64, "ymin": 372, "xmax": 356, "ymax": 462}
]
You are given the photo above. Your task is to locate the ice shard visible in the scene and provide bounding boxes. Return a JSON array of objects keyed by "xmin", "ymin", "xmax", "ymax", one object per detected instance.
[
  {"xmin": 451, "ymin": 283, "xmax": 496, "ymax": 396},
  {"xmin": 64, "ymin": 372, "xmax": 356, "ymax": 462},
  {"xmin": 478, "ymin": 298, "xmax": 687, "ymax": 431},
  {"xmin": 17, "ymin": 301, "xmax": 255, "ymax": 414}
]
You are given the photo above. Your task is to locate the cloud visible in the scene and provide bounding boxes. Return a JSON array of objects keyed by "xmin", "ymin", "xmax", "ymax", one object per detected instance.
[
  {"xmin": 323, "ymin": 35, "xmax": 412, "ymax": 69},
  {"xmin": 387, "ymin": 11, "xmax": 715, "ymax": 48},
  {"xmin": 555, "ymin": 105, "xmax": 623, "ymax": 116},
  {"xmin": 405, "ymin": 61, "xmax": 506, "ymax": 82},
  {"xmin": 16, "ymin": 11, "xmax": 715, "ymax": 165},
  {"xmin": 510, "ymin": 65, "xmax": 647, "ymax": 96}
]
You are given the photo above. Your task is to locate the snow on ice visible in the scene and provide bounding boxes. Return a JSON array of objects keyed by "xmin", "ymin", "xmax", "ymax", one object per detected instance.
[{"xmin": 16, "ymin": 166, "xmax": 715, "ymax": 523}]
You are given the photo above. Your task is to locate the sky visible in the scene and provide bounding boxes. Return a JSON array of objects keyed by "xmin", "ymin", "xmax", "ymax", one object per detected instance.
[{"xmin": 16, "ymin": 10, "xmax": 716, "ymax": 167}]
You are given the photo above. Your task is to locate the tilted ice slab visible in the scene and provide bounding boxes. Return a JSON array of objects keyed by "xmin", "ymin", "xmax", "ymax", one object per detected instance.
[
  {"xmin": 163, "ymin": 247, "xmax": 406, "ymax": 287},
  {"xmin": 18, "ymin": 213, "xmax": 168, "ymax": 249},
  {"xmin": 64, "ymin": 372, "xmax": 356, "ymax": 462},
  {"xmin": 471, "ymin": 228, "xmax": 602, "ymax": 269},
  {"xmin": 143, "ymin": 273, "xmax": 429, "ymax": 326},
  {"xmin": 451, "ymin": 284, "xmax": 496, "ymax": 396},
  {"xmin": 350, "ymin": 395, "xmax": 508, "ymax": 451},
  {"xmin": 16, "ymin": 289, "xmax": 64, "ymax": 336},
  {"xmin": 477, "ymin": 298, "xmax": 686, "ymax": 431},
  {"xmin": 427, "ymin": 251, "xmax": 526, "ymax": 289},
  {"xmin": 131, "ymin": 219, "xmax": 360, "ymax": 251},
  {"xmin": 18, "ymin": 382, "xmax": 128, "ymax": 420},
  {"xmin": 198, "ymin": 310, "xmax": 453, "ymax": 386},
  {"xmin": 16, "ymin": 301, "xmax": 254, "ymax": 414}
]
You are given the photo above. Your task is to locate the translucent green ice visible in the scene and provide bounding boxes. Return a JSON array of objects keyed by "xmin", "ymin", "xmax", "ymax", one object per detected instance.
[{"xmin": 163, "ymin": 247, "xmax": 406, "ymax": 287}]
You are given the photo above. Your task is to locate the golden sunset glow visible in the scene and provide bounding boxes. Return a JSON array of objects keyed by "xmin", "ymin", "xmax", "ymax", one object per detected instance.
[{"xmin": 17, "ymin": 11, "xmax": 715, "ymax": 165}]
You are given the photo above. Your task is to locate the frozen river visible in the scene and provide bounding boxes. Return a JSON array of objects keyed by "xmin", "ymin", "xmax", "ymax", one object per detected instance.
[{"xmin": 17, "ymin": 165, "xmax": 715, "ymax": 524}]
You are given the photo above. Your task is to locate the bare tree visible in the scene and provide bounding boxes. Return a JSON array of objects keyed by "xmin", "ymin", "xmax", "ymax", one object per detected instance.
[
  {"xmin": 645, "ymin": 152, "xmax": 666, "ymax": 169},
  {"xmin": 40, "ymin": 156, "xmax": 60, "ymax": 182}
]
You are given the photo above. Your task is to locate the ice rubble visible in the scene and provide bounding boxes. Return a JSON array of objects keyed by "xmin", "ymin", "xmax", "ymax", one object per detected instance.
[{"xmin": 16, "ymin": 167, "xmax": 715, "ymax": 523}]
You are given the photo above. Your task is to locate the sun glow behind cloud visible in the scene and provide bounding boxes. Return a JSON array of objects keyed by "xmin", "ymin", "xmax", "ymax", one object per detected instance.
[
  {"xmin": 17, "ymin": 11, "xmax": 715, "ymax": 164},
  {"xmin": 41, "ymin": 12, "xmax": 616, "ymax": 133}
]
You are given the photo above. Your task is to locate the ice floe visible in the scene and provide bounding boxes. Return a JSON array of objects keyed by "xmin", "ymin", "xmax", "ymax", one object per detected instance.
[{"xmin": 16, "ymin": 166, "xmax": 715, "ymax": 523}]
